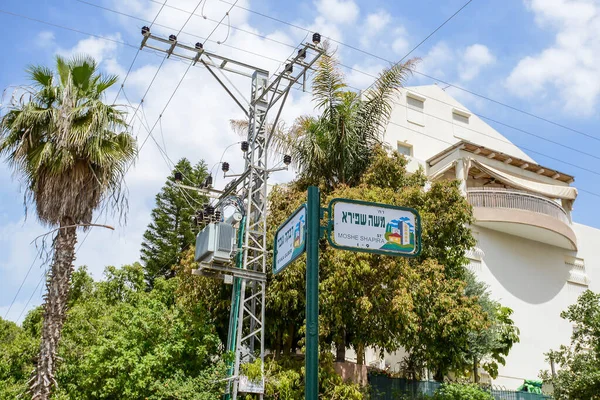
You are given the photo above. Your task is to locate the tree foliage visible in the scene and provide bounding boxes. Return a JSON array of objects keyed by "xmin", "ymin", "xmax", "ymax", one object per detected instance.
[
  {"xmin": 274, "ymin": 44, "xmax": 418, "ymax": 190},
  {"xmin": 266, "ymin": 148, "xmax": 484, "ymax": 379},
  {"xmin": 463, "ymin": 271, "xmax": 520, "ymax": 381},
  {"xmin": 0, "ymin": 265, "xmax": 226, "ymax": 399},
  {"xmin": 541, "ymin": 290, "xmax": 600, "ymax": 400},
  {"xmin": 140, "ymin": 158, "xmax": 208, "ymax": 286}
]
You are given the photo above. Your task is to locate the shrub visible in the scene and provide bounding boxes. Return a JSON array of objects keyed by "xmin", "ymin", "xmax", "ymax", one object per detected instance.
[{"xmin": 433, "ymin": 383, "xmax": 494, "ymax": 400}]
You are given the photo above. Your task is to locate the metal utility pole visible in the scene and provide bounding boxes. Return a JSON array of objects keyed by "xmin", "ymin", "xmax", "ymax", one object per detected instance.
[{"xmin": 141, "ymin": 29, "xmax": 323, "ymax": 399}]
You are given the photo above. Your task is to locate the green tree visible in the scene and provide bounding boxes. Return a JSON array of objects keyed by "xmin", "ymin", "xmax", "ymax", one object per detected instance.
[
  {"xmin": 265, "ymin": 149, "xmax": 483, "ymax": 380},
  {"xmin": 54, "ymin": 264, "xmax": 224, "ymax": 399},
  {"xmin": 275, "ymin": 45, "xmax": 417, "ymax": 190},
  {"xmin": 463, "ymin": 272, "xmax": 520, "ymax": 382},
  {"xmin": 0, "ymin": 317, "xmax": 39, "ymax": 399},
  {"xmin": 0, "ymin": 265, "xmax": 226, "ymax": 399},
  {"xmin": 541, "ymin": 290, "xmax": 600, "ymax": 399},
  {"xmin": 140, "ymin": 158, "xmax": 207, "ymax": 286},
  {"xmin": 0, "ymin": 55, "xmax": 136, "ymax": 399}
]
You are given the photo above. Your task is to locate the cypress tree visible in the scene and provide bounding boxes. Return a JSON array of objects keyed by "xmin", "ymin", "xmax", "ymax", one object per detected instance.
[{"xmin": 141, "ymin": 158, "xmax": 207, "ymax": 286}]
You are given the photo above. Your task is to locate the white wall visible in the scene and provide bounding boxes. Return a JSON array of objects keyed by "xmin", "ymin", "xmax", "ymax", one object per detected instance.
[
  {"xmin": 373, "ymin": 84, "xmax": 600, "ymax": 389},
  {"xmin": 385, "ymin": 85, "xmax": 535, "ymax": 173},
  {"xmin": 471, "ymin": 222, "xmax": 600, "ymax": 389}
]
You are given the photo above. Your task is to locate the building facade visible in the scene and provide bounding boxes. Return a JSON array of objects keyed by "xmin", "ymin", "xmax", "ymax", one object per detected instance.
[{"xmin": 360, "ymin": 85, "xmax": 600, "ymax": 389}]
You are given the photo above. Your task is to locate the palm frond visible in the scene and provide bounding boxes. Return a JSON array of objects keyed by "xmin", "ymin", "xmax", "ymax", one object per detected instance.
[
  {"xmin": 358, "ymin": 58, "xmax": 419, "ymax": 139},
  {"xmin": 0, "ymin": 55, "xmax": 137, "ymax": 227},
  {"xmin": 311, "ymin": 42, "xmax": 346, "ymax": 117}
]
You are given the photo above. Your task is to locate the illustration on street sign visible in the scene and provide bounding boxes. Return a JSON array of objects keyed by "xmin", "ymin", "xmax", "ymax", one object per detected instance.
[
  {"xmin": 327, "ymin": 198, "xmax": 421, "ymax": 257},
  {"xmin": 273, "ymin": 204, "xmax": 307, "ymax": 275}
]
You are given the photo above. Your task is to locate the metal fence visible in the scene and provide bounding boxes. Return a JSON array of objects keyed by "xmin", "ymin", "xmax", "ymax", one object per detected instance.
[
  {"xmin": 369, "ymin": 375, "xmax": 440, "ymax": 399},
  {"xmin": 368, "ymin": 375, "xmax": 552, "ymax": 400},
  {"xmin": 490, "ymin": 389, "xmax": 552, "ymax": 400}
]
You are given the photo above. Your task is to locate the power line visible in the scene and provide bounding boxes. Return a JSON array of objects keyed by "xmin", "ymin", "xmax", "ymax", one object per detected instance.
[
  {"xmin": 3, "ymin": 257, "xmax": 38, "ymax": 319},
  {"xmin": 111, "ymin": 0, "xmax": 168, "ymax": 104},
  {"xmin": 363, "ymin": 0, "xmax": 474, "ymax": 95},
  {"xmin": 77, "ymin": 1, "xmax": 213, "ymax": 253},
  {"xmin": 73, "ymin": 0, "xmax": 285, "ymax": 63},
  {"xmin": 15, "ymin": 269, "xmax": 46, "ymax": 324},
  {"xmin": 207, "ymin": 0, "xmax": 600, "ymax": 143},
  {"xmin": 389, "ymin": 90, "xmax": 600, "ymax": 163},
  {"xmin": 4, "ymin": 7, "xmax": 600, "ymax": 190},
  {"xmin": 5, "ymin": 5, "xmax": 600, "ymax": 196},
  {"xmin": 398, "ymin": 0, "xmax": 473, "ymax": 63}
]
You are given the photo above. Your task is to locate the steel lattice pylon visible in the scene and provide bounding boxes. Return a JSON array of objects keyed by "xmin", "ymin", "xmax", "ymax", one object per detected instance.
[
  {"xmin": 140, "ymin": 30, "xmax": 323, "ymax": 399},
  {"xmin": 232, "ymin": 70, "xmax": 269, "ymax": 398}
]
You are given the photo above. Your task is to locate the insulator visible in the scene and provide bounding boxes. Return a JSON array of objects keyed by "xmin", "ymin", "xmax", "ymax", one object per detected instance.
[
  {"xmin": 214, "ymin": 210, "xmax": 222, "ymax": 222},
  {"xmin": 174, "ymin": 172, "xmax": 183, "ymax": 182},
  {"xmin": 241, "ymin": 141, "xmax": 249, "ymax": 152},
  {"xmin": 222, "ymin": 162, "xmax": 230, "ymax": 172},
  {"xmin": 283, "ymin": 154, "xmax": 292, "ymax": 166},
  {"xmin": 141, "ymin": 26, "xmax": 150, "ymax": 35},
  {"xmin": 205, "ymin": 206, "xmax": 215, "ymax": 216},
  {"xmin": 284, "ymin": 63, "xmax": 293, "ymax": 74},
  {"xmin": 195, "ymin": 42, "xmax": 203, "ymax": 50},
  {"xmin": 169, "ymin": 34, "xmax": 177, "ymax": 42},
  {"xmin": 312, "ymin": 32, "xmax": 321, "ymax": 45},
  {"xmin": 297, "ymin": 48, "xmax": 306, "ymax": 60},
  {"xmin": 204, "ymin": 175, "xmax": 213, "ymax": 187}
]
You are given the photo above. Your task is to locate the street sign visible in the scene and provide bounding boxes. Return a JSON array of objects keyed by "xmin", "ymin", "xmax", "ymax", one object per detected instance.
[
  {"xmin": 273, "ymin": 204, "xmax": 307, "ymax": 275},
  {"xmin": 327, "ymin": 198, "xmax": 421, "ymax": 257}
]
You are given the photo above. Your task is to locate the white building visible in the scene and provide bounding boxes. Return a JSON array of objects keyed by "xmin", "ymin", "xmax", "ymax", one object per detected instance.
[{"xmin": 361, "ymin": 85, "xmax": 600, "ymax": 389}]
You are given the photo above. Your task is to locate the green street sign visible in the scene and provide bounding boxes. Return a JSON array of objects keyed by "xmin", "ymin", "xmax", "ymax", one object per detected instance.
[
  {"xmin": 327, "ymin": 198, "xmax": 421, "ymax": 257},
  {"xmin": 273, "ymin": 204, "xmax": 307, "ymax": 275}
]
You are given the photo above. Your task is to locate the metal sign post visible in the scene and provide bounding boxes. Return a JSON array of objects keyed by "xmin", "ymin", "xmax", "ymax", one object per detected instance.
[
  {"xmin": 273, "ymin": 191, "xmax": 422, "ymax": 400},
  {"xmin": 305, "ymin": 186, "xmax": 320, "ymax": 400}
]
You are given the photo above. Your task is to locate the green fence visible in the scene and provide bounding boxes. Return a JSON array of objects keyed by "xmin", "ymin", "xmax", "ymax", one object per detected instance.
[
  {"xmin": 368, "ymin": 375, "xmax": 552, "ymax": 400},
  {"xmin": 369, "ymin": 375, "xmax": 441, "ymax": 399},
  {"xmin": 490, "ymin": 390, "xmax": 551, "ymax": 400}
]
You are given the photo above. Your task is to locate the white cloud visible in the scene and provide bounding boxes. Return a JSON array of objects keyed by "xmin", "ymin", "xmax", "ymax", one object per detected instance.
[
  {"xmin": 459, "ymin": 44, "xmax": 495, "ymax": 81},
  {"xmin": 506, "ymin": 0, "xmax": 600, "ymax": 115},
  {"xmin": 315, "ymin": 0, "xmax": 359, "ymax": 25},
  {"xmin": 359, "ymin": 10, "xmax": 392, "ymax": 47},
  {"xmin": 346, "ymin": 63, "xmax": 384, "ymax": 89},
  {"xmin": 365, "ymin": 10, "xmax": 391, "ymax": 33},
  {"xmin": 418, "ymin": 41, "xmax": 455, "ymax": 79},
  {"xmin": 392, "ymin": 38, "xmax": 409, "ymax": 56},
  {"xmin": 36, "ymin": 31, "xmax": 55, "ymax": 47},
  {"xmin": 417, "ymin": 41, "xmax": 495, "ymax": 83},
  {"xmin": 58, "ymin": 34, "xmax": 121, "ymax": 66}
]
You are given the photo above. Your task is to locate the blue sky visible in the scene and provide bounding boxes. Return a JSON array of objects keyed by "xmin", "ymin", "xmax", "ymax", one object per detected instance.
[{"xmin": 1, "ymin": 0, "xmax": 600, "ymax": 322}]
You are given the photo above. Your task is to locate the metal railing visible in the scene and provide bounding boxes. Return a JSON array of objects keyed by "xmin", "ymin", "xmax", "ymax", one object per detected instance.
[{"xmin": 467, "ymin": 189, "xmax": 570, "ymax": 225}]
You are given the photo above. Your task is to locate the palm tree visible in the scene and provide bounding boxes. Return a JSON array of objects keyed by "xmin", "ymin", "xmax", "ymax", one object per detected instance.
[
  {"xmin": 0, "ymin": 55, "xmax": 137, "ymax": 399},
  {"xmin": 277, "ymin": 47, "xmax": 418, "ymax": 190}
]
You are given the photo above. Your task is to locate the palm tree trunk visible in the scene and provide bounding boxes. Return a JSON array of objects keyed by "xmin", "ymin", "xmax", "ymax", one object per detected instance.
[{"xmin": 30, "ymin": 222, "xmax": 77, "ymax": 400}]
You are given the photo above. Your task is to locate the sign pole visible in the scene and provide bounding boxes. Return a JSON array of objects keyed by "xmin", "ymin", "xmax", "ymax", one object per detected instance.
[{"xmin": 305, "ymin": 186, "xmax": 320, "ymax": 400}]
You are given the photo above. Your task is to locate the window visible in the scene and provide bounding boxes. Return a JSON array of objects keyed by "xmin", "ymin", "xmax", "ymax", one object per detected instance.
[
  {"xmin": 452, "ymin": 108, "xmax": 471, "ymax": 123},
  {"xmin": 452, "ymin": 108, "xmax": 471, "ymax": 139},
  {"xmin": 397, "ymin": 142, "xmax": 413, "ymax": 157},
  {"xmin": 406, "ymin": 92, "xmax": 425, "ymax": 127}
]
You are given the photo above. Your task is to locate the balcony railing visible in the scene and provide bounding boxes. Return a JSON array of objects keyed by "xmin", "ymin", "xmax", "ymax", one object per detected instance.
[{"xmin": 467, "ymin": 188, "xmax": 570, "ymax": 225}]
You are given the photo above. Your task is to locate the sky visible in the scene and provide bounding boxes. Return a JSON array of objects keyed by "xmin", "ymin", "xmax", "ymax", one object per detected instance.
[{"xmin": 1, "ymin": 0, "xmax": 600, "ymax": 323}]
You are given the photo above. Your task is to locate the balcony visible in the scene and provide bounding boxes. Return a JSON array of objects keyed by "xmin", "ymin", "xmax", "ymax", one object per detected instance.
[{"xmin": 467, "ymin": 188, "xmax": 577, "ymax": 250}]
